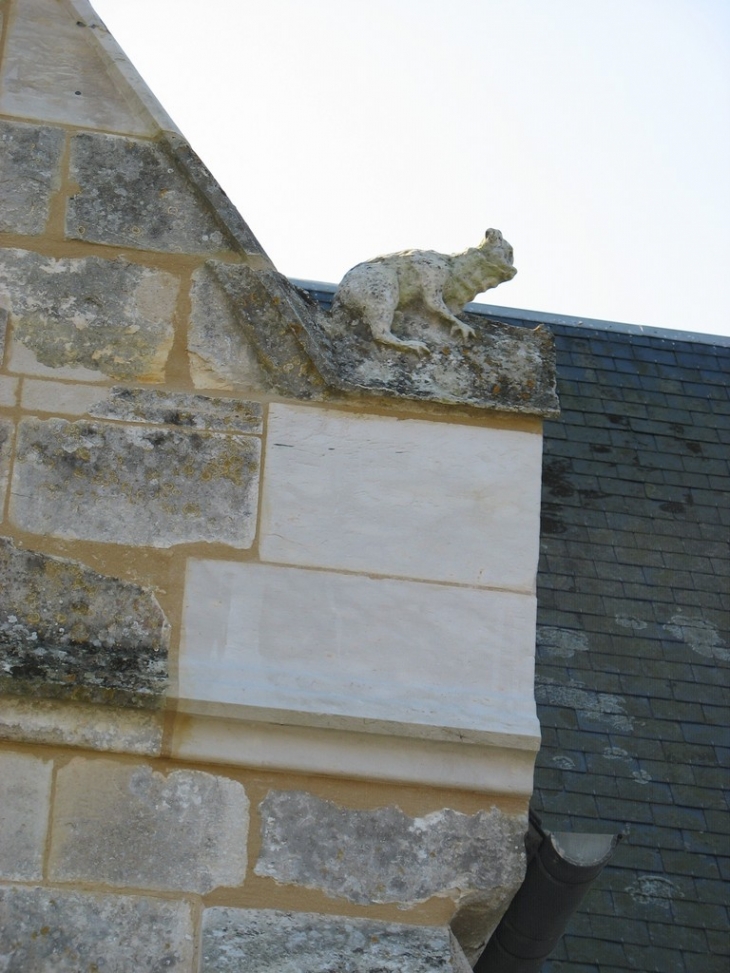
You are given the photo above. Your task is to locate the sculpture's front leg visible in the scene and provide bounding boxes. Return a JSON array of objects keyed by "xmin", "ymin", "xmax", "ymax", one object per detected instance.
[{"xmin": 449, "ymin": 319, "xmax": 476, "ymax": 341}]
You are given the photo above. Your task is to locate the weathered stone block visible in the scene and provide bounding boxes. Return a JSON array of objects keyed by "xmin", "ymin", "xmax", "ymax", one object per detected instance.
[
  {"xmin": 195, "ymin": 263, "xmax": 327, "ymax": 396},
  {"xmin": 0, "ymin": 538, "xmax": 168, "ymax": 708},
  {"xmin": 201, "ymin": 908, "xmax": 472, "ymax": 973},
  {"xmin": 0, "ymin": 249, "xmax": 177, "ymax": 381},
  {"xmin": 0, "ymin": 419, "xmax": 11, "ymax": 515},
  {"xmin": 10, "ymin": 418, "xmax": 261, "ymax": 548},
  {"xmin": 49, "ymin": 758, "xmax": 249, "ymax": 893},
  {"xmin": 0, "ymin": 0, "xmax": 160, "ymax": 135},
  {"xmin": 261, "ymin": 403, "xmax": 543, "ymax": 591},
  {"xmin": 189, "ymin": 264, "xmax": 273, "ymax": 391},
  {"xmin": 0, "ymin": 752, "xmax": 52, "ymax": 881},
  {"xmin": 256, "ymin": 791, "xmax": 526, "ymax": 910},
  {"xmin": 67, "ymin": 132, "xmax": 232, "ymax": 253},
  {"xmin": 0, "ymin": 884, "xmax": 194, "ymax": 972},
  {"xmin": 88, "ymin": 386, "xmax": 264, "ymax": 433},
  {"xmin": 0, "ymin": 697, "xmax": 163, "ymax": 756},
  {"xmin": 0, "ymin": 120, "xmax": 64, "ymax": 234},
  {"xmin": 180, "ymin": 560, "xmax": 539, "ymax": 747}
]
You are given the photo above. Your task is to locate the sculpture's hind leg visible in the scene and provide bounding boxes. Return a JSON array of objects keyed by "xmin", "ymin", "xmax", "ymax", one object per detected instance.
[{"xmin": 357, "ymin": 273, "xmax": 430, "ymax": 355}]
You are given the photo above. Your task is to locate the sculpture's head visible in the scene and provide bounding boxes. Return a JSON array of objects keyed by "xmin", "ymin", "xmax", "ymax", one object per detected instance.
[{"xmin": 479, "ymin": 228, "xmax": 517, "ymax": 280}]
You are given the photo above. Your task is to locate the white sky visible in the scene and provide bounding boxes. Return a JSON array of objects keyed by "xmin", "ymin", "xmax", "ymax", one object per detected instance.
[{"xmin": 92, "ymin": 0, "xmax": 730, "ymax": 337}]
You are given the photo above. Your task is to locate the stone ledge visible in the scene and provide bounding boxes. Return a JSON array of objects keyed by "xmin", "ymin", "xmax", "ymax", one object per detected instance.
[
  {"xmin": 170, "ymin": 711, "xmax": 539, "ymax": 796},
  {"xmin": 207, "ymin": 263, "xmax": 559, "ymax": 416}
]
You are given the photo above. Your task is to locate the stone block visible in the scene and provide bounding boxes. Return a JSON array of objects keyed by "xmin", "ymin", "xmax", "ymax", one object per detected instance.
[
  {"xmin": 197, "ymin": 264, "xmax": 328, "ymax": 397},
  {"xmin": 0, "ymin": 119, "xmax": 64, "ymax": 234},
  {"xmin": 0, "ymin": 752, "xmax": 52, "ymax": 881},
  {"xmin": 0, "ymin": 249, "xmax": 177, "ymax": 382},
  {"xmin": 260, "ymin": 404, "xmax": 542, "ymax": 591},
  {"xmin": 0, "ymin": 376, "xmax": 18, "ymax": 408},
  {"xmin": 188, "ymin": 264, "xmax": 273, "ymax": 392},
  {"xmin": 0, "ymin": 538, "xmax": 168, "ymax": 708},
  {"xmin": 0, "ymin": 697, "xmax": 163, "ymax": 756},
  {"xmin": 256, "ymin": 790, "xmax": 526, "ymax": 910},
  {"xmin": 201, "ymin": 908, "xmax": 472, "ymax": 973},
  {"xmin": 87, "ymin": 386, "xmax": 264, "ymax": 433},
  {"xmin": 0, "ymin": 0, "xmax": 160, "ymax": 135},
  {"xmin": 20, "ymin": 381, "xmax": 264, "ymax": 432},
  {"xmin": 49, "ymin": 758, "xmax": 249, "ymax": 893},
  {"xmin": 67, "ymin": 133, "xmax": 232, "ymax": 253},
  {"xmin": 179, "ymin": 560, "xmax": 539, "ymax": 747},
  {"xmin": 0, "ymin": 418, "xmax": 11, "ymax": 515},
  {"xmin": 10, "ymin": 417, "xmax": 261, "ymax": 548},
  {"xmin": 0, "ymin": 884, "xmax": 194, "ymax": 972}
]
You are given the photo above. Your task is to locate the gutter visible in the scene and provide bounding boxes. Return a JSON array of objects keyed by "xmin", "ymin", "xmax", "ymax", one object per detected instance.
[{"xmin": 473, "ymin": 811, "xmax": 621, "ymax": 972}]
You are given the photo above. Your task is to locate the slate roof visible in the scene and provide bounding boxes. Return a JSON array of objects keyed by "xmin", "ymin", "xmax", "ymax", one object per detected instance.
[
  {"xmin": 300, "ymin": 282, "xmax": 729, "ymax": 973},
  {"xmin": 526, "ymin": 318, "xmax": 729, "ymax": 973}
]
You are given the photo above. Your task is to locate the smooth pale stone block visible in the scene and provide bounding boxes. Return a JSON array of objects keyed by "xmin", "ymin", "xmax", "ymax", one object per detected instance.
[
  {"xmin": 0, "ymin": 376, "xmax": 18, "ymax": 408},
  {"xmin": 0, "ymin": 0, "xmax": 160, "ymax": 135},
  {"xmin": 49, "ymin": 758, "xmax": 249, "ymax": 893},
  {"xmin": 0, "ymin": 885, "xmax": 194, "ymax": 972},
  {"xmin": 179, "ymin": 561, "xmax": 539, "ymax": 747},
  {"xmin": 21, "ymin": 379, "xmax": 110, "ymax": 416},
  {"xmin": 0, "ymin": 751, "xmax": 52, "ymax": 881},
  {"xmin": 260, "ymin": 404, "xmax": 542, "ymax": 591}
]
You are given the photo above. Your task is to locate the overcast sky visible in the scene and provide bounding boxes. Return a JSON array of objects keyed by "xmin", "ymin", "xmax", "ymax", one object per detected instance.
[{"xmin": 93, "ymin": 0, "xmax": 730, "ymax": 338}]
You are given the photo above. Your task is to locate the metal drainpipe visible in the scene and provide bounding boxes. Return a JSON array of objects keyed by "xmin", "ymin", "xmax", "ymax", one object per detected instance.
[{"xmin": 473, "ymin": 811, "xmax": 622, "ymax": 972}]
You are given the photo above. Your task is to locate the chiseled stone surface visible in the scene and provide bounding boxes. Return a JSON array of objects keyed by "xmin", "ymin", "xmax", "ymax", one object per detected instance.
[
  {"xmin": 0, "ymin": 538, "xmax": 168, "ymax": 708},
  {"xmin": 0, "ymin": 0, "xmax": 159, "ymax": 136},
  {"xmin": 197, "ymin": 263, "xmax": 327, "ymax": 397},
  {"xmin": 67, "ymin": 132, "xmax": 232, "ymax": 253},
  {"xmin": 11, "ymin": 417, "xmax": 261, "ymax": 548},
  {"xmin": 189, "ymin": 263, "xmax": 274, "ymax": 392},
  {"xmin": 88, "ymin": 386, "xmax": 264, "ymax": 433},
  {"xmin": 49, "ymin": 758, "xmax": 249, "ymax": 893},
  {"xmin": 201, "ymin": 908, "xmax": 472, "ymax": 973},
  {"xmin": 0, "ymin": 119, "xmax": 64, "ymax": 234},
  {"xmin": 0, "ymin": 248, "xmax": 177, "ymax": 381},
  {"xmin": 0, "ymin": 884, "xmax": 194, "ymax": 972},
  {"xmin": 180, "ymin": 560, "xmax": 539, "ymax": 746},
  {"xmin": 261, "ymin": 403, "xmax": 542, "ymax": 591},
  {"xmin": 0, "ymin": 752, "xmax": 52, "ymax": 881},
  {"xmin": 256, "ymin": 791, "xmax": 526, "ymax": 908},
  {"xmin": 0, "ymin": 697, "xmax": 163, "ymax": 756}
]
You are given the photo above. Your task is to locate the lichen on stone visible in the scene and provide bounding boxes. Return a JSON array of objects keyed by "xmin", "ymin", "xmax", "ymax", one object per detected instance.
[{"xmin": 0, "ymin": 538, "xmax": 169, "ymax": 708}]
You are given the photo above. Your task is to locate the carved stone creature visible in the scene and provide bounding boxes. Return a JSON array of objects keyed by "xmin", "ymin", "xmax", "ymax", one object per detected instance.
[{"xmin": 331, "ymin": 229, "xmax": 516, "ymax": 354}]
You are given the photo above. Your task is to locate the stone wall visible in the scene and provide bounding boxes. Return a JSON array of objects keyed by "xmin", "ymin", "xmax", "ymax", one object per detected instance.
[{"xmin": 0, "ymin": 1, "xmax": 555, "ymax": 968}]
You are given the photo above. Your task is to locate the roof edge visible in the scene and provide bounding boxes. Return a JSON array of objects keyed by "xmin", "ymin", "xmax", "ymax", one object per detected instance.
[{"xmin": 291, "ymin": 280, "xmax": 730, "ymax": 348}]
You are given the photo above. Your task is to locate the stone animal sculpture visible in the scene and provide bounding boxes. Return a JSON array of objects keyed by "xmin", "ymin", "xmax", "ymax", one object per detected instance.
[{"xmin": 331, "ymin": 228, "xmax": 516, "ymax": 354}]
